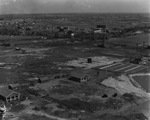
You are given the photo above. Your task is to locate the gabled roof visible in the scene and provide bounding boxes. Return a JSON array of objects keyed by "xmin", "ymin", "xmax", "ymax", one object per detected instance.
[
  {"xmin": 70, "ymin": 72, "xmax": 85, "ymax": 79},
  {"xmin": 39, "ymin": 76, "xmax": 49, "ymax": 81},
  {"xmin": 25, "ymin": 77, "xmax": 39, "ymax": 82},
  {"xmin": 0, "ymin": 87, "xmax": 19, "ymax": 98},
  {"xmin": 8, "ymin": 83, "xmax": 20, "ymax": 88}
]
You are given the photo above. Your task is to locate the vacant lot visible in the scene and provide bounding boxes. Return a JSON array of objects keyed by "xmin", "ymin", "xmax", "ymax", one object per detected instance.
[{"xmin": 108, "ymin": 34, "xmax": 150, "ymax": 47}]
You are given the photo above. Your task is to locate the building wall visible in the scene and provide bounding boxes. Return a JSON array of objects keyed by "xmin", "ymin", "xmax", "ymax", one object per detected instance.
[
  {"xmin": 6, "ymin": 93, "xmax": 20, "ymax": 102},
  {"xmin": 69, "ymin": 77, "xmax": 81, "ymax": 82}
]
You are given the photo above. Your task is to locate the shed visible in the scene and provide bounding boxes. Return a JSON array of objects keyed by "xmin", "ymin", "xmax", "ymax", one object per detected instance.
[
  {"xmin": 69, "ymin": 72, "xmax": 90, "ymax": 83},
  {"xmin": 38, "ymin": 76, "xmax": 49, "ymax": 83},
  {"xmin": 25, "ymin": 77, "xmax": 40, "ymax": 85},
  {"xmin": 0, "ymin": 87, "xmax": 20, "ymax": 102},
  {"xmin": 8, "ymin": 83, "xmax": 20, "ymax": 90}
]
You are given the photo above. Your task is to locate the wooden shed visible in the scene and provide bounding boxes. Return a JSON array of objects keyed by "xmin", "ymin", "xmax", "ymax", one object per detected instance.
[
  {"xmin": 0, "ymin": 87, "xmax": 20, "ymax": 102},
  {"xmin": 69, "ymin": 72, "xmax": 90, "ymax": 83}
]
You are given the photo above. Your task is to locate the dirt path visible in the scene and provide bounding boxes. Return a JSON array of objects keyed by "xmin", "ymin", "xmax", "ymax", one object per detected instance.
[{"xmin": 25, "ymin": 109, "xmax": 67, "ymax": 120}]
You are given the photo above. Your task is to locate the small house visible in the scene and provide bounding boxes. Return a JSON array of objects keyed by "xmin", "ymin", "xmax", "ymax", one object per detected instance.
[
  {"xmin": 69, "ymin": 72, "xmax": 90, "ymax": 83},
  {"xmin": 0, "ymin": 87, "xmax": 20, "ymax": 102},
  {"xmin": 135, "ymin": 30, "xmax": 142, "ymax": 34},
  {"xmin": 38, "ymin": 76, "xmax": 49, "ymax": 83},
  {"xmin": 8, "ymin": 83, "xmax": 20, "ymax": 90},
  {"xmin": 25, "ymin": 77, "xmax": 40, "ymax": 86},
  {"xmin": 94, "ymin": 28, "xmax": 104, "ymax": 33},
  {"xmin": 94, "ymin": 25, "xmax": 106, "ymax": 33}
]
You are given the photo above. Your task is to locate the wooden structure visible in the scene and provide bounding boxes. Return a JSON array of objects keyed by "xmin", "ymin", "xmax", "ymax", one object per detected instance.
[
  {"xmin": 69, "ymin": 72, "xmax": 90, "ymax": 83},
  {"xmin": 0, "ymin": 87, "xmax": 20, "ymax": 102}
]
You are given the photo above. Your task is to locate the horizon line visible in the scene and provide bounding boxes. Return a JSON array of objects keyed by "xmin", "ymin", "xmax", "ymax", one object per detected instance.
[{"xmin": 0, "ymin": 12, "xmax": 149, "ymax": 16}]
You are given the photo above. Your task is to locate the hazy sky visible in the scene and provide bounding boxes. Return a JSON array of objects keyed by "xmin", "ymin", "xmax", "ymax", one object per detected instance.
[{"xmin": 0, "ymin": 0, "xmax": 149, "ymax": 14}]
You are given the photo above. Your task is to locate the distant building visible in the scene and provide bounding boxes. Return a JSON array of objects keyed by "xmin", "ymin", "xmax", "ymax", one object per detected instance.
[
  {"xmin": 25, "ymin": 77, "xmax": 40, "ymax": 86},
  {"xmin": 38, "ymin": 76, "xmax": 49, "ymax": 83},
  {"xmin": 25, "ymin": 76, "xmax": 49, "ymax": 85},
  {"xmin": 69, "ymin": 72, "xmax": 90, "ymax": 83},
  {"xmin": 94, "ymin": 25, "xmax": 106, "ymax": 33},
  {"xmin": 0, "ymin": 87, "xmax": 20, "ymax": 102},
  {"xmin": 8, "ymin": 83, "xmax": 20, "ymax": 90},
  {"xmin": 94, "ymin": 29, "xmax": 104, "ymax": 33},
  {"xmin": 135, "ymin": 30, "xmax": 142, "ymax": 34}
]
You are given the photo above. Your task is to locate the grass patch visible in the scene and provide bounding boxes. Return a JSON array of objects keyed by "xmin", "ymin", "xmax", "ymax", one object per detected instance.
[{"xmin": 10, "ymin": 104, "xmax": 26, "ymax": 113}]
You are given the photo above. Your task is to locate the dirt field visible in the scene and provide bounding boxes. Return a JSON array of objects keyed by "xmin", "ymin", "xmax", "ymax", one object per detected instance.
[{"xmin": 108, "ymin": 34, "xmax": 150, "ymax": 47}]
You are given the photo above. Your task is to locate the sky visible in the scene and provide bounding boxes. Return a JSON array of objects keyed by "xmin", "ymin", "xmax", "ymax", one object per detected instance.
[{"xmin": 0, "ymin": 0, "xmax": 149, "ymax": 14}]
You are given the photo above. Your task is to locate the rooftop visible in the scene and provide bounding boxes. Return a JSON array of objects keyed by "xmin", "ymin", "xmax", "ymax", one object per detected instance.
[
  {"xmin": 39, "ymin": 76, "xmax": 49, "ymax": 81},
  {"xmin": 70, "ymin": 71, "xmax": 86, "ymax": 78},
  {"xmin": 0, "ymin": 87, "xmax": 19, "ymax": 98}
]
